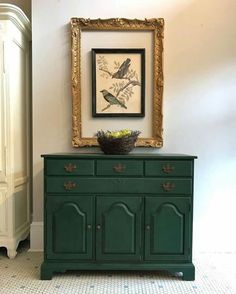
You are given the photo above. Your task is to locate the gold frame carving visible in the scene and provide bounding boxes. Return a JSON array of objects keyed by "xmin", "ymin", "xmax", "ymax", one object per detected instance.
[{"xmin": 71, "ymin": 17, "xmax": 164, "ymax": 147}]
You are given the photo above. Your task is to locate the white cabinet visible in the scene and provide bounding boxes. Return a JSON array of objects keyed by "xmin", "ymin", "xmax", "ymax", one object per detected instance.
[{"xmin": 0, "ymin": 4, "xmax": 31, "ymax": 258}]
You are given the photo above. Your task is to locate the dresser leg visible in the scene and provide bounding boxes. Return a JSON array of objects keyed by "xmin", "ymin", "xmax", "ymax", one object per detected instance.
[
  {"xmin": 182, "ymin": 266, "xmax": 195, "ymax": 281},
  {"xmin": 7, "ymin": 249, "xmax": 17, "ymax": 259},
  {"xmin": 41, "ymin": 263, "xmax": 53, "ymax": 280}
]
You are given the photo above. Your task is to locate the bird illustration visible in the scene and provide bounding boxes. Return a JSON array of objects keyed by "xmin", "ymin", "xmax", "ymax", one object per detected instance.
[
  {"xmin": 112, "ymin": 58, "xmax": 131, "ymax": 79},
  {"xmin": 100, "ymin": 90, "xmax": 127, "ymax": 109}
]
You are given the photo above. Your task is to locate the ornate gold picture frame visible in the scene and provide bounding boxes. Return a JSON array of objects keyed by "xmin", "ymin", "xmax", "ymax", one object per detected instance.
[{"xmin": 71, "ymin": 18, "xmax": 164, "ymax": 147}]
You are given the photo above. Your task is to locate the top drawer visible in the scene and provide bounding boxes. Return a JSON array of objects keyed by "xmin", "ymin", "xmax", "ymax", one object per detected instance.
[
  {"xmin": 46, "ymin": 159, "xmax": 94, "ymax": 176},
  {"xmin": 96, "ymin": 160, "xmax": 143, "ymax": 176},
  {"xmin": 145, "ymin": 160, "xmax": 192, "ymax": 177}
]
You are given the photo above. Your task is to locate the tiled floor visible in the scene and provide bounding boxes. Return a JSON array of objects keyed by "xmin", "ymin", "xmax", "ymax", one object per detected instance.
[{"xmin": 0, "ymin": 241, "xmax": 236, "ymax": 294}]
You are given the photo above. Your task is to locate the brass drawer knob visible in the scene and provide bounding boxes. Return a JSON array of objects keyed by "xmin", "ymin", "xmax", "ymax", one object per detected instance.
[
  {"xmin": 113, "ymin": 163, "xmax": 126, "ymax": 173},
  {"xmin": 87, "ymin": 224, "xmax": 92, "ymax": 229},
  {"xmin": 162, "ymin": 182, "xmax": 175, "ymax": 192},
  {"xmin": 64, "ymin": 163, "xmax": 77, "ymax": 173},
  {"xmin": 96, "ymin": 224, "xmax": 101, "ymax": 230},
  {"xmin": 162, "ymin": 164, "xmax": 175, "ymax": 174},
  {"xmin": 146, "ymin": 225, "xmax": 150, "ymax": 230},
  {"xmin": 64, "ymin": 181, "xmax": 76, "ymax": 190}
]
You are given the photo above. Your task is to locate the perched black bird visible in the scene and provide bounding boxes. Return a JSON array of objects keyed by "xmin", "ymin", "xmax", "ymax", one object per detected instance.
[
  {"xmin": 112, "ymin": 58, "xmax": 131, "ymax": 79},
  {"xmin": 100, "ymin": 90, "xmax": 127, "ymax": 109}
]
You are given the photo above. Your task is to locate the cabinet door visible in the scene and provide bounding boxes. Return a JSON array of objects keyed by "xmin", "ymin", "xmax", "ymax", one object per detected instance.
[
  {"xmin": 46, "ymin": 196, "xmax": 93, "ymax": 260},
  {"xmin": 96, "ymin": 196, "xmax": 142, "ymax": 261},
  {"xmin": 145, "ymin": 197, "xmax": 191, "ymax": 261}
]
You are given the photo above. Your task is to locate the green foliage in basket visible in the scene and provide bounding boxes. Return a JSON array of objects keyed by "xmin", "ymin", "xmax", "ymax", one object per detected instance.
[{"xmin": 96, "ymin": 129, "xmax": 140, "ymax": 139}]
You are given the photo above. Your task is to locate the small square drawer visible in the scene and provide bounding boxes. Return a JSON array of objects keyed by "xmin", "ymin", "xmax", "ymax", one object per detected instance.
[
  {"xmin": 145, "ymin": 160, "xmax": 192, "ymax": 177},
  {"xmin": 96, "ymin": 160, "xmax": 143, "ymax": 176},
  {"xmin": 46, "ymin": 159, "xmax": 94, "ymax": 176}
]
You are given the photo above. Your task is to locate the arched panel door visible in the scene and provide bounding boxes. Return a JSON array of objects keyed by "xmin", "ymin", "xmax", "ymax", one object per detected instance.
[
  {"xmin": 46, "ymin": 196, "xmax": 93, "ymax": 260},
  {"xmin": 145, "ymin": 197, "xmax": 191, "ymax": 262},
  {"xmin": 96, "ymin": 196, "xmax": 142, "ymax": 261}
]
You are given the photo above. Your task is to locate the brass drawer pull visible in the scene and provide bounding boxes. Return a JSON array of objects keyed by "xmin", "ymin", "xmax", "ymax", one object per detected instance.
[
  {"xmin": 162, "ymin": 182, "xmax": 175, "ymax": 192},
  {"xmin": 162, "ymin": 164, "xmax": 175, "ymax": 174},
  {"xmin": 64, "ymin": 163, "xmax": 77, "ymax": 173},
  {"xmin": 64, "ymin": 181, "xmax": 76, "ymax": 190},
  {"xmin": 113, "ymin": 163, "xmax": 126, "ymax": 173},
  {"xmin": 96, "ymin": 224, "xmax": 101, "ymax": 230},
  {"xmin": 146, "ymin": 225, "xmax": 150, "ymax": 230}
]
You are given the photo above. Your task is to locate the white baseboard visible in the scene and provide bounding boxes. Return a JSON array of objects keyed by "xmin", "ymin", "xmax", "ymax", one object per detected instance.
[{"xmin": 29, "ymin": 221, "xmax": 43, "ymax": 252}]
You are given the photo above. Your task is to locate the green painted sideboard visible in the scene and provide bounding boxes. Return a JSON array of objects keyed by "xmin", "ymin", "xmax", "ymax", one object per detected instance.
[{"xmin": 41, "ymin": 153, "xmax": 197, "ymax": 280}]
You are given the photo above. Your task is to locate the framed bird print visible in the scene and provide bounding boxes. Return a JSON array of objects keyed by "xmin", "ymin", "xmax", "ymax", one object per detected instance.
[
  {"xmin": 71, "ymin": 18, "xmax": 164, "ymax": 148},
  {"xmin": 92, "ymin": 48, "xmax": 145, "ymax": 117}
]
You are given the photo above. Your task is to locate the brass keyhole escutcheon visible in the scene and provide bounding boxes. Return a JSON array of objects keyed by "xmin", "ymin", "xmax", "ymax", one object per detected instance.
[
  {"xmin": 64, "ymin": 181, "xmax": 76, "ymax": 190},
  {"xmin": 64, "ymin": 163, "xmax": 77, "ymax": 173}
]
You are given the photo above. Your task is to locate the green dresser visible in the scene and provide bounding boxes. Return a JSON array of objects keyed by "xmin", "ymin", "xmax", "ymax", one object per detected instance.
[{"xmin": 41, "ymin": 153, "xmax": 197, "ymax": 280}]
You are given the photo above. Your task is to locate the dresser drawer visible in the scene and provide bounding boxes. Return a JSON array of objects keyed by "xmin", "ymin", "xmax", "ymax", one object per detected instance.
[
  {"xmin": 46, "ymin": 159, "xmax": 94, "ymax": 176},
  {"xmin": 96, "ymin": 160, "xmax": 143, "ymax": 176},
  {"xmin": 145, "ymin": 160, "xmax": 192, "ymax": 177},
  {"xmin": 46, "ymin": 177, "xmax": 192, "ymax": 195}
]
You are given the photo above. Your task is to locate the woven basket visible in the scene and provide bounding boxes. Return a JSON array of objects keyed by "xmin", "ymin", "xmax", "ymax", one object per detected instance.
[{"xmin": 96, "ymin": 130, "xmax": 141, "ymax": 155}]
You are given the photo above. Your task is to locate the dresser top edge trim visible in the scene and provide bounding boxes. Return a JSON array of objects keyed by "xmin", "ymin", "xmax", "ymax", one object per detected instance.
[{"xmin": 41, "ymin": 153, "xmax": 197, "ymax": 159}]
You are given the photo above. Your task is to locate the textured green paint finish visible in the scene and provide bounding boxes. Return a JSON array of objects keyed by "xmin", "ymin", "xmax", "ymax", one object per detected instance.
[
  {"xmin": 145, "ymin": 197, "xmax": 190, "ymax": 261},
  {"xmin": 145, "ymin": 160, "xmax": 192, "ymax": 177},
  {"xmin": 46, "ymin": 196, "xmax": 93, "ymax": 260},
  {"xmin": 42, "ymin": 153, "xmax": 197, "ymax": 160},
  {"xmin": 96, "ymin": 160, "xmax": 143, "ymax": 176},
  {"xmin": 96, "ymin": 196, "xmax": 142, "ymax": 261},
  {"xmin": 46, "ymin": 177, "xmax": 192, "ymax": 194},
  {"xmin": 46, "ymin": 159, "xmax": 94, "ymax": 175},
  {"xmin": 41, "ymin": 153, "xmax": 196, "ymax": 281}
]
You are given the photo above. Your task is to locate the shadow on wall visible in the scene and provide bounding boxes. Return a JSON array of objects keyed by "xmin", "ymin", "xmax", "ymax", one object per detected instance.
[
  {"xmin": 164, "ymin": 0, "xmax": 236, "ymax": 251},
  {"xmin": 166, "ymin": 0, "xmax": 236, "ymax": 85},
  {"xmin": 32, "ymin": 164, "xmax": 44, "ymax": 221},
  {"xmin": 164, "ymin": 0, "xmax": 236, "ymax": 156}
]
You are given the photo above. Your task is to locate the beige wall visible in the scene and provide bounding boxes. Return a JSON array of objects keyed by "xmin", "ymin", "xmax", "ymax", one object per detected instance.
[
  {"xmin": 32, "ymin": 0, "xmax": 236, "ymax": 251},
  {"xmin": 0, "ymin": 0, "xmax": 31, "ymax": 18}
]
